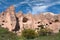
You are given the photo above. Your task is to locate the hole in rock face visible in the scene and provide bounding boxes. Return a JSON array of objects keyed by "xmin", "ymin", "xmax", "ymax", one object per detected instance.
[
  {"xmin": 46, "ymin": 24, "xmax": 48, "ymax": 25},
  {"xmin": 38, "ymin": 25, "xmax": 44, "ymax": 29},
  {"xmin": 23, "ymin": 17, "xmax": 28, "ymax": 23},
  {"xmin": 38, "ymin": 22, "xmax": 40, "ymax": 24},
  {"xmin": 2, "ymin": 24, "xmax": 4, "ymax": 25},
  {"xmin": 2, "ymin": 20, "xmax": 5, "ymax": 22},
  {"xmin": 12, "ymin": 17, "xmax": 20, "ymax": 32},
  {"xmin": 49, "ymin": 22, "xmax": 52, "ymax": 24},
  {"xmin": 55, "ymin": 19, "xmax": 59, "ymax": 22}
]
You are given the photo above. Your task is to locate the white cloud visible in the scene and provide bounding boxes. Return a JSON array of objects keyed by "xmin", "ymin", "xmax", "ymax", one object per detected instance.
[
  {"xmin": 13, "ymin": 1, "xmax": 32, "ymax": 8},
  {"xmin": 32, "ymin": 6, "xmax": 48, "ymax": 14},
  {"xmin": 13, "ymin": 0, "xmax": 60, "ymax": 14},
  {"xmin": 34, "ymin": 3, "xmax": 44, "ymax": 6},
  {"xmin": 13, "ymin": 0, "xmax": 44, "ymax": 7},
  {"xmin": 0, "ymin": 0, "xmax": 8, "ymax": 4},
  {"xmin": 13, "ymin": 1, "xmax": 28, "ymax": 7},
  {"xmin": 48, "ymin": 1, "xmax": 60, "ymax": 7},
  {"xmin": 31, "ymin": 0, "xmax": 60, "ymax": 14}
]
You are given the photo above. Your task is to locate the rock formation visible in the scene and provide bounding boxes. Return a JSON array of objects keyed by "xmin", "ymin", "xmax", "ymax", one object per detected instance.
[{"xmin": 0, "ymin": 6, "xmax": 60, "ymax": 35}]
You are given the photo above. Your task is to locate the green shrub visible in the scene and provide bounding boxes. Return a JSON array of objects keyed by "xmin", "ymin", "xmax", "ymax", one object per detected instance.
[
  {"xmin": 0, "ymin": 27, "xmax": 19, "ymax": 40},
  {"xmin": 22, "ymin": 29, "xmax": 38, "ymax": 39},
  {"xmin": 38, "ymin": 28, "xmax": 52, "ymax": 36}
]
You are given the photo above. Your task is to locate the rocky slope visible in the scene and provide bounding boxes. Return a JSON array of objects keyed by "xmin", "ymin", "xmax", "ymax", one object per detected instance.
[{"xmin": 0, "ymin": 6, "xmax": 60, "ymax": 35}]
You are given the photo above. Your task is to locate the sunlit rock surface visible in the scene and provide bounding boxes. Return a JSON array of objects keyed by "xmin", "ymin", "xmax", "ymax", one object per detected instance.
[{"xmin": 0, "ymin": 6, "xmax": 60, "ymax": 35}]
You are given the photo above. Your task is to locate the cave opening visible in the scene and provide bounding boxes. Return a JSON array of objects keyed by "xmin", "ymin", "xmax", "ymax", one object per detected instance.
[
  {"xmin": 49, "ymin": 22, "xmax": 52, "ymax": 24},
  {"xmin": 55, "ymin": 19, "xmax": 59, "ymax": 22},
  {"xmin": 38, "ymin": 25, "xmax": 44, "ymax": 29},
  {"xmin": 2, "ymin": 20, "xmax": 5, "ymax": 22},
  {"xmin": 22, "ymin": 17, "xmax": 28, "ymax": 23},
  {"xmin": 38, "ymin": 22, "xmax": 40, "ymax": 24},
  {"xmin": 12, "ymin": 17, "xmax": 20, "ymax": 32}
]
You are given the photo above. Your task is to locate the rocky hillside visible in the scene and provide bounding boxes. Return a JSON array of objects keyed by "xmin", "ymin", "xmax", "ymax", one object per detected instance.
[{"xmin": 0, "ymin": 6, "xmax": 60, "ymax": 35}]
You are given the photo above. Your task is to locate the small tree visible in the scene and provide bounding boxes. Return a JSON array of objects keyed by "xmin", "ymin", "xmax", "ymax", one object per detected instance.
[
  {"xmin": 22, "ymin": 29, "xmax": 38, "ymax": 39},
  {"xmin": 38, "ymin": 25, "xmax": 52, "ymax": 36},
  {"xmin": 38, "ymin": 28, "xmax": 52, "ymax": 36}
]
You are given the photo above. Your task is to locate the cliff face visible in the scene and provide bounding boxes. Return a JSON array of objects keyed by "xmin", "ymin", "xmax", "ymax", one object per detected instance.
[{"xmin": 0, "ymin": 6, "xmax": 60, "ymax": 35}]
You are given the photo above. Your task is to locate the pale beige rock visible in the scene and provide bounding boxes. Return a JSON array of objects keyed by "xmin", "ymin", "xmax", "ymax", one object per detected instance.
[{"xmin": 0, "ymin": 6, "xmax": 60, "ymax": 35}]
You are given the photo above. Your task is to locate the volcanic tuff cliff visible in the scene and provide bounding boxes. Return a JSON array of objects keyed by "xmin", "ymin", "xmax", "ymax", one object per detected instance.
[{"xmin": 0, "ymin": 6, "xmax": 60, "ymax": 35}]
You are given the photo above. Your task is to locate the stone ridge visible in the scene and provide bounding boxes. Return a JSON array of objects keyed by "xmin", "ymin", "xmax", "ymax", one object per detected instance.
[{"xmin": 0, "ymin": 6, "xmax": 60, "ymax": 35}]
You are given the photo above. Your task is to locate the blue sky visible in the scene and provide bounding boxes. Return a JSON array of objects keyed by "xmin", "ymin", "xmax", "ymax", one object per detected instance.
[{"xmin": 0, "ymin": 0, "xmax": 60, "ymax": 14}]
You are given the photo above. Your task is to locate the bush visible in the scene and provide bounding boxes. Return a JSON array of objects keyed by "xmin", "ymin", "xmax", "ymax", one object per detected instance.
[
  {"xmin": 38, "ymin": 28, "xmax": 52, "ymax": 36},
  {"xmin": 22, "ymin": 29, "xmax": 38, "ymax": 39},
  {"xmin": 0, "ymin": 27, "xmax": 19, "ymax": 40}
]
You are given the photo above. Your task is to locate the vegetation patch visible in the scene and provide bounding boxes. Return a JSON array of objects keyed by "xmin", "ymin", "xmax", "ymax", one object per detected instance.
[
  {"xmin": 22, "ymin": 29, "xmax": 38, "ymax": 39},
  {"xmin": 0, "ymin": 27, "xmax": 19, "ymax": 40},
  {"xmin": 0, "ymin": 26, "xmax": 60, "ymax": 40}
]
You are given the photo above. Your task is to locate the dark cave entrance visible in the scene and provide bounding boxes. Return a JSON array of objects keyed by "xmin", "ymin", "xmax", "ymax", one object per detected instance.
[
  {"xmin": 22, "ymin": 17, "xmax": 28, "ymax": 23},
  {"xmin": 12, "ymin": 17, "xmax": 20, "ymax": 32}
]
